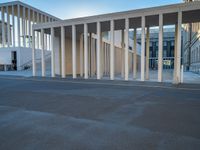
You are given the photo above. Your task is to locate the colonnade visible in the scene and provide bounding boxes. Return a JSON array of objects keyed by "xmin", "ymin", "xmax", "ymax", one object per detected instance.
[
  {"xmin": 0, "ymin": 3, "xmax": 58, "ymax": 48},
  {"xmin": 32, "ymin": 12, "xmax": 182, "ymax": 83}
]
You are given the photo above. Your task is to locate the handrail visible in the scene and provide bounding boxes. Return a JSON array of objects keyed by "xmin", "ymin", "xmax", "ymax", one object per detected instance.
[{"xmin": 19, "ymin": 52, "xmax": 51, "ymax": 70}]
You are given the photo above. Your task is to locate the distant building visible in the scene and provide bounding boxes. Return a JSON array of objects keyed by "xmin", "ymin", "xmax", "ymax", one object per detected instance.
[
  {"xmin": 135, "ymin": 28, "xmax": 177, "ymax": 70},
  {"xmin": 183, "ymin": 0, "xmax": 200, "ymax": 73},
  {"xmin": 0, "ymin": 1, "xmax": 59, "ymax": 71}
]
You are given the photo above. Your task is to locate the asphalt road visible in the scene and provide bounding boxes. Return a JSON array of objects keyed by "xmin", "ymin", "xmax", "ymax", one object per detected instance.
[{"xmin": 0, "ymin": 76, "xmax": 200, "ymax": 150}]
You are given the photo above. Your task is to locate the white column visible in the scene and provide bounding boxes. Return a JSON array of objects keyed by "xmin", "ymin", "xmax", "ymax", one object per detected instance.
[
  {"xmin": 28, "ymin": 8, "xmax": 31, "ymax": 47},
  {"xmin": 100, "ymin": 34, "xmax": 104, "ymax": 78},
  {"xmin": 158, "ymin": 14, "xmax": 163, "ymax": 82},
  {"xmin": 173, "ymin": 25, "xmax": 178, "ymax": 83},
  {"xmin": 51, "ymin": 27, "xmax": 55, "ymax": 77},
  {"xmin": 1, "ymin": 7, "xmax": 5, "ymax": 47},
  {"xmin": 22, "ymin": 6, "xmax": 26, "ymax": 47},
  {"xmin": 7, "ymin": 6, "xmax": 11, "ymax": 47},
  {"xmin": 12, "ymin": 5, "xmax": 15, "ymax": 47},
  {"xmin": 121, "ymin": 30, "xmax": 125, "ymax": 78},
  {"xmin": 110, "ymin": 20, "xmax": 115, "ymax": 80},
  {"xmin": 141, "ymin": 16, "xmax": 145, "ymax": 81},
  {"xmin": 41, "ymin": 28, "xmax": 45, "ymax": 77},
  {"xmin": 61, "ymin": 26, "xmax": 66, "ymax": 78},
  {"xmin": 146, "ymin": 27, "xmax": 150, "ymax": 80},
  {"xmin": 17, "ymin": 4, "xmax": 20, "ymax": 47},
  {"xmin": 72, "ymin": 25, "xmax": 77, "ymax": 79},
  {"xmin": 37, "ymin": 13, "xmax": 39, "ymax": 49},
  {"xmin": 133, "ymin": 28, "xmax": 137, "ymax": 79},
  {"xmin": 84, "ymin": 23, "xmax": 88, "ymax": 79},
  {"xmin": 80, "ymin": 34, "xmax": 83, "ymax": 77},
  {"xmin": 32, "ymin": 29, "xmax": 36, "ymax": 76},
  {"xmin": 125, "ymin": 18, "xmax": 129, "ymax": 81},
  {"xmin": 176, "ymin": 11, "xmax": 182, "ymax": 84},
  {"xmin": 97, "ymin": 22, "xmax": 101, "ymax": 79}
]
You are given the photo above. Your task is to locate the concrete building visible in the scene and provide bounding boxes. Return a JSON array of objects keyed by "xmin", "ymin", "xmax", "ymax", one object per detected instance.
[
  {"xmin": 183, "ymin": 0, "xmax": 200, "ymax": 74},
  {"xmin": 0, "ymin": 1, "xmax": 60, "ymax": 71},
  {"xmin": 135, "ymin": 28, "xmax": 177, "ymax": 70},
  {"xmin": 32, "ymin": 1, "xmax": 200, "ymax": 84}
]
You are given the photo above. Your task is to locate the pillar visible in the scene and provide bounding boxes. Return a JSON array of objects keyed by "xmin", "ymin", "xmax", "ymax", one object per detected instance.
[
  {"xmin": 7, "ymin": 6, "xmax": 11, "ymax": 47},
  {"xmin": 100, "ymin": 34, "xmax": 104, "ymax": 78},
  {"xmin": 158, "ymin": 14, "xmax": 163, "ymax": 82},
  {"xmin": 72, "ymin": 25, "xmax": 77, "ymax": 79},
  {"xmin": 97, "ymin": 22, "xmax": 101, "ymax": 79},
  {"xmin": 17, "ymin": 4, "xmax": 20, "ymax": 47},
  {"xmin": 80, "ymin": 34, "xmax": 84, "ymax": 77},
  {"xmin": 141, "ymin": 16, "xmax": 145, "ymax": 81},
  {"xmin": 84, "ymin": 23, "xmax": 88, "ymax": 79},
  {"xmin": 146, "ymin": 27, "xmax": 150, "ymax": 80},
  {"xmin": 12, "ymin": 5, "xmax": 15, "ymax": 47},
  {"xmin": 51, "ymin": 27, "xmax": 55, "ymax": 77},
  {"xmin": 125, "ymin": 18, "xmax": 129, "ymax": 81},
  {"xmin": 28, "ymin": 8, "xmax": 31, "ymax": 47},
  {"xmin": 32, "ymin": 29, "xmax": 36, "ymax": 76},
  {"xmin": 1, "ymin": 7, "xmax": 5, "ymax": 47},
  {"xmin": 37, "ymin": 13, "xmax": 39, "ymax": 49},
  {"xmin": 176, "ymin": 11, "xmax": 182, "ymax": 84},
  {"xmin": 22, "ymin": 6, "xmax": 26, "ymax": 47},
  {"xmin": 133, "ymin": 28, "xmax": 137, "ymax": 79},
  {"xmin": 121, "ymin": 30, "xmax": 125, "ymax": 78},
  {"xmin": 61, "ymin": 26, "xmax": 66, "ymax": 78},
  {"xmin": 41, "ymin": 28, "xmax": 45, "ymax": 77},
  {"xmin": 173, "ymin": 25, "xmax": 178, "ymax": 83},
  {"xmin": 110, "ymin": 20, "xmax": 115, "ymax": 80}
]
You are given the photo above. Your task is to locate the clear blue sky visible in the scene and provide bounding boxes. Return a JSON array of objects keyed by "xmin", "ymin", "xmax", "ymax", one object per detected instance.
[{"xmin": 2, "ymin": 0, "xmax": 182, "ymax": 19}]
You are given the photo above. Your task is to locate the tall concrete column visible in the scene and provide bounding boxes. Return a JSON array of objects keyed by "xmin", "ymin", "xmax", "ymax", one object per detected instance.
[
  {"xmin": 44, "ymin": 16, "xmax": 47, "ymax": 49},
  {"xmin": 97, "ymin": 22, "xmax": 101, "ymax": 79},
  {"xmin": 1, "ymin": 7, "xmax": 5, "ymax": 47},
  {"xmin": 28, "ymin": 8, "xmax": 31, "ymax": 47},
  {"xmin": 51, "ymin": 27, "xmax": 55, "ymax": 77},
  {"xmin": 121, "ymin": 30, "xmax": 125, "ymax": 78},
  {"xmin": 84, "ymin": 23, "xmax": 88, "ymax": 79},
  {"xmin": 133, "ymin": 28, "xmax": 137, "ymax": 79},
  {"xmin": 7, "ymin": 6, "xmax": 11, "ymax": 47},
  {"xmin": 37, "ymin": 13, "xmax": 39, "ymax": 49},
  {"xmin": 158, "ymin": 14, "xmax": 163, "ymax": 82},
  {"xmin": 176, "ymin": 11, "xmax": 182, "ymax": 84},
  {"xmin": 80, "ymin": 34, "xmax": 83, "ymax": 77},
  {"xmin": 61, "ymin": 26, "xmax": 66, "ymax": 78},
  {"xmin": 125, "ymin": 18, "xmax": 129, "ymax": 81},
  {"xmin": 41, "ymin": 28, "xmax": 45, "ymax": 77},
  {"xmin": 110, "ymin": 20, "xmax": 115, "ymax": 80},
  {"xmin": 100, "ymin": 35, "xmax": 104, "ymax": 78},
  {"xmin": 32, "ymin": 29, "xmax": 36, "ymax": 76},
  {"xmin": 12, "ymin": 5, "xmax": 15, "ymax": 47},
  {"xmin": 146, "ymin": 27, "xmax": 150, "ymax": 80},
  {"xmin": 141, "ymin": 16, "xmax": 145, "ymax": 81},
  {"xmin": 22, "ymin": 6, "xmax": 26, "ymax": 47},
  {"xmin": 72, "ymin": 25, "xmax": 77, "ymax": 79},
  {"xmin": 17, "ymin": 4, "xmax": 20, "ymax": 47},
  {"xmin": 173, "ymin": 25, "xmax": 178, "ymax": 83}
]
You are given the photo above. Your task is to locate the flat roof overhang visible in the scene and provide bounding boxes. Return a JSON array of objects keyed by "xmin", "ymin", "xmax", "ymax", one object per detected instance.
[{"xmin": 33, "ymin": 1, "xmax": 200, "ymax": 37}]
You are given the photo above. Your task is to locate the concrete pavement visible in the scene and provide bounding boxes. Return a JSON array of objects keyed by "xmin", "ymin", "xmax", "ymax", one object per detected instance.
[{"xmin": 0, "ymin": 77, "xmax": 200, "ymax": 150}]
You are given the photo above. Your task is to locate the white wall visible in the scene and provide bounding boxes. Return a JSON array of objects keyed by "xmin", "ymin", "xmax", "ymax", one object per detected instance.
[{"xmin": 0, "ymin": 50, "xmax": 12, "ymax": 64}]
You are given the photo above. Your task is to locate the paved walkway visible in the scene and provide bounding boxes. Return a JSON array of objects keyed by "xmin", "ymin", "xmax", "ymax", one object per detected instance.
[
  {"xmin": 1, "ymin": 69, "xmax": 200, "ymax": 84},
  {"xmin": 0, "ymin": 77, "xmax": 200, "ymax": 150}
]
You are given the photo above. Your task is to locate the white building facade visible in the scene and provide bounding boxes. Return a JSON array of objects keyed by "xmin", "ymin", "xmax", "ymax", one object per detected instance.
[{"xmin": 0, "ymin": 1, "xmax": 60, "ymax": 71}]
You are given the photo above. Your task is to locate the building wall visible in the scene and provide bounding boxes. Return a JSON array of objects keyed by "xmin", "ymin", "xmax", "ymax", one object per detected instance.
[{"xmin": 183, "ymin": 22, "xmax": 200, "ymax": 73}]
